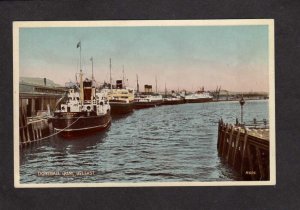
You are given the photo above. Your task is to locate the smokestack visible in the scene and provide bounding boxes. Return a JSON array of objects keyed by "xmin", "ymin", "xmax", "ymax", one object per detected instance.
[{"xmin": 44, "ymin": 78, "xmax": 46, "ymax": 86}]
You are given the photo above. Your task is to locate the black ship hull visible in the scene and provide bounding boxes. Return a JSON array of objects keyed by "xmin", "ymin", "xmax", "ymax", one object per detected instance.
[
  {"xmin": 110, "ymin": 101, "xmax": 134, "ymax": 115},
  {"xmin": 133, "ymin": 101, "xmax": 162, "ymax": 109},
  {"xmin": 162, "ymin": 99, "xmax": 185, "ymax": 105},
  {"xmin": 52, "ymin": 111, "xmax": 111, "ymax": 138},
  {"xmin": 185, "ymin": 98, "xmax": 213, "ymax": 103}
]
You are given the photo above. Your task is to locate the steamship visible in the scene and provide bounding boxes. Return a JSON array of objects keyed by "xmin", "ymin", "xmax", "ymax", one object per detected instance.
[
  {"xmin": 100, "ymin": 60, "xmax": 134, "ymax": 115},
  {"xmin": 184, "ymin": 88, "xmax": 213, "ymax": 103},
  {"xmin": 162, "ymin": 96, "xmax": 185, "ymax": 105},
  {"xmin": 133, "ymin": 94, "xmax": 163, "ymax": 109},
  {"xmin": 133, "ymin": 84, "xmax": 163, "ymax": 109},
  {"xmin": 51, "ymin": 42, "xmax": 111, "ymax": 138},
  {"xmin": 103, "ymin": 80, "xmax": 135, "ymax": 115},
  {"xmin": 162, "ymin": 86, "xmax": 185, "ymax": 105}
]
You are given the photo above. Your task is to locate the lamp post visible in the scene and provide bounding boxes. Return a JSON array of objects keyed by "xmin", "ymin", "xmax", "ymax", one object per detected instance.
[{"xmin": 239, "ymin": 96, "xmax": 245, "ymax": 124}]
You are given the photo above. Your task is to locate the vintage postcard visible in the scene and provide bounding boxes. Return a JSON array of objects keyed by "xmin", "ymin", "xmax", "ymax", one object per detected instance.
[{"xmin": 13, "ymin": 19, "xmax": 275, "ymax": 188}]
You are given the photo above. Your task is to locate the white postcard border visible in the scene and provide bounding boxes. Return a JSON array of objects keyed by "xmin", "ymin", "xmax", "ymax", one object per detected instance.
[{"xmin": 13, "ymin": 19, "xmax": 275, "ymax": 188}]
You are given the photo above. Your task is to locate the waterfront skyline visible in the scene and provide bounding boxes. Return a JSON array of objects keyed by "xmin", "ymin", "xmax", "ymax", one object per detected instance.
[{"xmin": 19, "ymin": 24, "xmax": 269, "ymax": 92}]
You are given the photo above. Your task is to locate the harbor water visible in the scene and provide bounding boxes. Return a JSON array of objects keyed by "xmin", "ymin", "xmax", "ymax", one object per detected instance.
[{"xmin": 20, "ymin": 100, "xmax": 268, "ymax": 183}]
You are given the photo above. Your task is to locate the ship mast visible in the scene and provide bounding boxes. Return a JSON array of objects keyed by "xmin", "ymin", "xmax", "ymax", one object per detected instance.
[
  {"xmin": 136, "ymin": 74, "xmax": 139, "ymax": 94},
  {"xmin": 77, "ymin": 41, "xmax": 84, "ymax": 103},
  {"xmin": 155, "ymin": 75, "xmax": 157, "ymax": 93},
  {"xmin": 165, "ymin": 82, "xmax": 167, "ymax": 97},
  {"xmin": 110, "ymin": 58, "xmax": 112, "ymax": 90},
  {"xmin": 90, "ymin": 56, "xmax": 94, "ymax": 81},
  {"xmin": 122, "ymin": 65, "xmax": 125, "ymax": 88}
]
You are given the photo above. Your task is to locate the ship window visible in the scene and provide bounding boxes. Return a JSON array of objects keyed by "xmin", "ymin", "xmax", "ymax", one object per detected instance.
[
  {"xmin": 87, "ymin": 106, "xmax": 91, "ymax": 110},
  {"xmin": 100, "ymin": 102, "xmax": 103, "ymax": 105}
]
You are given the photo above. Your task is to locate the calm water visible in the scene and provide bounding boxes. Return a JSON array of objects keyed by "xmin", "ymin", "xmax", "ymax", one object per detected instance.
[{"xmin": 20, "ymin": 100, "xmax": 268, "ymax": 183}]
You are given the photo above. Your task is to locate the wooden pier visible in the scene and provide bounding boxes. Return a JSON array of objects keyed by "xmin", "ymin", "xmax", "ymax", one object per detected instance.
[
  {"xmin": 19, "ymin": 107, "xmax": 52, "ymax": 148},
  {"xmin": 217, "ymin": 119, "xmax": 269, "ymax": 180},
  {"xmin": 19, "ymin": 78, "xmax": 65, "ymax": 148}
]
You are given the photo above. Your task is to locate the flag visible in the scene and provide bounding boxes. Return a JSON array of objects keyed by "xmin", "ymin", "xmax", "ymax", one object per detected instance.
[{"xmin": 77, "ymin": 41, "xmax": 81, "ymax": 48}]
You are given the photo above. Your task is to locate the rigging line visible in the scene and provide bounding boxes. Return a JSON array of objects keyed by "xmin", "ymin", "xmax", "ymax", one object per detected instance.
[{"xmin": 21, "ymin": 116, "xmax": 83, "ymax": 143}]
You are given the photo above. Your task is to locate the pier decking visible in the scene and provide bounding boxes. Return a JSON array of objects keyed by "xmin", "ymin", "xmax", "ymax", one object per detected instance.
[{"xmin": 217, "ymin": 119, "xmax": 270, "ymax": 180}]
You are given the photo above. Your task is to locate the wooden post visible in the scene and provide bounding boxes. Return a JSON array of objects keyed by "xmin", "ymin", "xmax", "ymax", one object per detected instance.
[
  {"xmin": 219, "ymin": 123, "xmax": 226, "ymax": 155},
  {"xmin": 32, "ymin": 123, "xmax": 36, "ymax": 141},
  {"xmin": 217, "ymin": 120, "xmax": 221, "ymax": 151},
  {"xmin": 247, "ymin": 145, "xmax": 255, "ymax": 180},
  {"xmin": 31, "ymin": 98, "xmax": 35, "ymax": 116},
  {"xmin": 226, "ymin": 126, "xmax": 235, "ymax": 162},
  {"xmin": 20, "ymin": 108, "xmax": 25, "ymax": 143},
  {"xmin": 221, "ymin": 124, "xmax": 230, "ymax": 157},
  {"xmin": 26, "ymin": 122, "xmax": 30, "ymax": 143},
  {"xmin": 22, "ymin": 109, "xmax": 27, "ymax": 142},
  {"xmin": 232, "ymin": 129, "xmax": 241, "ymax": 167},
  {"xmin": 240, "ymin": 130, "xmax": 248, "ymax": 176},
  {"xmin": 38, "ymin": 122, "xmax": 42, "ymax": 140},
  {"xmin": 256, "ymin": 147, "xmax": 265, "ymax": 180},
  {"xmin": 217, "ymin": 120, "xmax": 224, "ymax": 152},
  {"xmin": 220, "ymin": 122, "xmax": 225, "ymax": 153}
]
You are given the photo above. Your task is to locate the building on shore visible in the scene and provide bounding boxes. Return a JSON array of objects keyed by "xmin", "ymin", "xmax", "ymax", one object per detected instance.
[
  {"xmin": 19, "ymin": 77, "xmax": 66, "ymax": 117},
  {"xmin": 19, "ymin": 78, "xmax": 67, "ymax": 147}
]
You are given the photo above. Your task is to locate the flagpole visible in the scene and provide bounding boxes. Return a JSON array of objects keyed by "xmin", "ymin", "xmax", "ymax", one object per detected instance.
[
  {"xmin": 78, "ymin": 41, "xmax": 84, "ymax": 103},
  {"xmin": 110, "ymin": 58, "xmax": 112, "ymax": 90},
  {"xmin": 122, "ymin": 65, "xmax": 125, "ymax": 88},
  {"xmin": 91, "ymin": 57, "xmax": 94, "ymax": 81},
  {"xmin": 79, "ymin": 41, "xmax": 82, "ymax": 72}
]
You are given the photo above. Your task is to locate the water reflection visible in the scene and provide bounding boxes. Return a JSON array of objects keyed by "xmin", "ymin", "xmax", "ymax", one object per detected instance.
[
  {"xmin": 111, "ymin": 112, "xmax": 133, "ymax": 121},
  {"xmin": 50, "ymin": 132, "xmax": 108, "ymax": 155}
]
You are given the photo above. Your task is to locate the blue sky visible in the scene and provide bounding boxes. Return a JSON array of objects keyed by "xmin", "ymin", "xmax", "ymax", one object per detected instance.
[{"xmin": 19, "ymin": 25, "xmax": 269, "ymax": 92}]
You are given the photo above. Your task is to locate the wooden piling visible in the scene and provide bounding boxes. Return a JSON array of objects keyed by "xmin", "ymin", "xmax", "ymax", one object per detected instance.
[
  {"xmin": 19, "ymin": 115, "xmax": 52, "ymax": 148},
  {"xmin": 256, "ymin": 147, "xmax": 265, "ymax": 180},
  {"xmin": 226, "ymin": 126, "xmax": 235, "ymax": 162},
  {"xmin": 240, "ymin": 131, "xmax": 248, "ymax": 176},
  {"xmin": 221, "ymin": 124, "xmax": 229, "ymax": 157},
  {"xmin": 217, "ymin": 120, "xmax": 269, "ymax": 181},
  {"xmin": 232, "ymin": 129, "xmax": 241, "ymax": 167},
  {"xmin": 246, "ymin": 145, "xmax": 255, "ymax": 180}
]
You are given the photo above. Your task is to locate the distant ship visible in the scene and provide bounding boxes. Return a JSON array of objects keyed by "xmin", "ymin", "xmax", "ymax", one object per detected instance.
[
  {"xmin": 184, "ymin": 88, "xmax": 213, "ymax": 103},
  {"xmin": 162, "ymin": 85, "xmax": 185, "ymax": 105},
  {"xmin": 51, "ymin": 42, "xmax": 111, "ymax": 138},
  {"xmin": 162, "ymin": 96, "xmax": 185, "ymax": 105},
  {"xmin": 133, "ymin": 80, "xmax": 163, "ymax": 109},
  {"xmin": 101, "ymin": 60, "xmax": 134, "ymax": 115},
  {"xmin": 133, "ymin": 94, "xmax": 163, "ymax": 109},
  {"xmin": 102, "ymin": 81, "xmax": 134, "ymax": 115}
]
